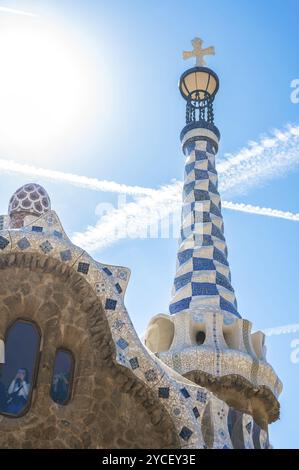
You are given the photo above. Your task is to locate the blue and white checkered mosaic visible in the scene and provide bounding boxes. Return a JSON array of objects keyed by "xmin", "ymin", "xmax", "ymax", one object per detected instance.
[{"xmin": 169, "ymin": 125, "xmax": 240, "ymax": 318}]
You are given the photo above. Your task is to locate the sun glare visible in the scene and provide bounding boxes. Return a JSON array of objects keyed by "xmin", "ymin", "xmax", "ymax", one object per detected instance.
[{"xmin": 0, "ymin": 14, "xmax": 103, "ymax": 162}]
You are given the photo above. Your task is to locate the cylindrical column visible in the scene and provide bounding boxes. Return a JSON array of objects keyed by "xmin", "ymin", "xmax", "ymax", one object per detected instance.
[{"xmin": 169, "ymin": 121, "xmax": 240, "ymax": 318}]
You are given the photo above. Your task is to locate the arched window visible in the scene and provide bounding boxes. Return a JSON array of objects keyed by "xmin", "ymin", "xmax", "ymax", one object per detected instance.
[
  {"xmin": 50, "ymin": 349, "xmax": 74, "ymax": 405},
  {"xmin": 0, "ymin": 320, "xmax": 40, "ymax": 417}
]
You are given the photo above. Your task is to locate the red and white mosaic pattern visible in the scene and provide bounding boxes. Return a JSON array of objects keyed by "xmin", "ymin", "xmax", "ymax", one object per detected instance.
[{"xmin": 8, "ymin": 183, "xmax": 51, "ymax": 217}]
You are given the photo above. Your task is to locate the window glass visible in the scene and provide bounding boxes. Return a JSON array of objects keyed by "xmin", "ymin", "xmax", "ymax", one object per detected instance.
[
  {"xmin": 50, "ymin": 349, "xmax": 74, "ymax": 405},
  {"xmin": 0, "ymin": 320, "xmax": 40, "ymax": 416}
]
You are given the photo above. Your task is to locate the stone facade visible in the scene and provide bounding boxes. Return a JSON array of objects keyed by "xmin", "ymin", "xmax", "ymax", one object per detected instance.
[{"xmin": 0, "ymin": 254, "xmax": 178, "ymax": 448}]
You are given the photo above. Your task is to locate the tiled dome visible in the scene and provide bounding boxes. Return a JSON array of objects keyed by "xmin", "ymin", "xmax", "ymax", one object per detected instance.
[{"xmin": 8, "ymin": 183, "xmax": 51, "ymax": 217}]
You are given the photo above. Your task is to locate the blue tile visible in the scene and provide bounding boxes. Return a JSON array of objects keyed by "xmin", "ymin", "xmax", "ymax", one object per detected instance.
[
  {"xmin": 195, "ymin": 150, "xmax": 207, "ymax": 161},
  {"xmin": 210, "ymin": 201, "xmax": 221, "ymax": 217},
  {"xmin": 60, "ymin": 249, "xmax": 72, "ymax": 262},
  {"xmin": 40, "ymin": 240, "xmax": 53, "ymax": 254},
  {"xmin": 174, "ymin": 272, "xmax": 192, "ymax": 290},
  {"xmin": 220, "ymin": 297, "xmax": 241, "ymax": 318},
  {"xmin": 216, "ymin": 271, "xmax": 233, "ymax": 291},
  {"xmin": 179, "ymin": 426, "xmax": 193, "ymax": 442},
  {"xmin": 116, "ymin": 338, "xmax": 129, "ymax": 350},
  {"xmin": 207, "ymin": 160, "xmax": 216, "ymax": 174},
  {"xmin": 32, "ymin": 226, "xmax": 43, "ymax": 232},
  {"xmin": 193, "ymin": 407, "xmax": 200, "ymax": 419},
  {"xmin": 169, "ymin": 297, "xmax": 191, "ymax": 314},
  {"xmin": 194, "ymin": 169, "xmax": 209, "ymax": 180},
  {"xmin": 144, "ymin": 369, "xmax": 158, "ymax": 382},
  {"xmin": 17, "ymin": 237, "xmax": 30, "ymax": 250},
  {"xmin": 53, "ymin": 230, "xmax": 63, "ymax": 239},
  {"xmin": 185, "ymin": 161, "xmax": 195, "ymax": 174},
  {"xmin": 102, "ymin": 267, "xmax": 112, "ymax": 276},
  {"xmin": 77, "ymin": 262, "xmax": 90, "ymax": 274},
  {"xmin": 194, "ymin": 189, "xmax": 210, "ymax": 201},
  {"xmin": 193, "ymin": 258, "xmax": 215, "ymax": 271},
  {"xmin": 185, "ymin": 142, "xmax": 196, "ymax": 154},
  {"xmin": 206, "ymin": 141, "xmax": 216, "ymax": 154},
  {"xmin": 183, "ymin": 181, "xmax": 195, "ymax": 197},
  {"xmin": 118, "ymin": 352, "xmax": 126, "ymax": 365},
  {"xmin": 158, "ymin": 387, "xmax": 170, "ymax": 399},
  {"xmin": 0, "ymin": 236, "xmax": 9, "ymax": 250},
  {"xmin": 112, "ymin": 319, "xmax": 125, "ymax": 331},
  {"xmin": 115, "ymin": 282, "xmax": 122, "ymax": 294},
  {"xmin": 208, "ymin": 180, "xmax": 219, "ymax": 194},
  {"xmin": 211, "ymin": 224, "xmax": 225, "ymax": 242},
  {"xmin": 197, "ymin": 390, "xmax": 207, "ymax": 403},
  {"xmin": 105, "ymin": 298, "xmax": 117, "ymax": 310},
  {"xmin": 180, "ymin": 387, "xmax": 190, "ymax": 399},
  {"xmin": 192, "ymin": 282, "xmax": 218, "ymax": 296},
  {"xmin": 129, "ymin": 357, "xmax": 139, "ymax": 370},
  {"xmin": 213, "ymin": 247, "xmax": 228, "ymax": 266},
  {"xmin": 178, "ymin": 249, "xmax": 193, "ymax": 265}
]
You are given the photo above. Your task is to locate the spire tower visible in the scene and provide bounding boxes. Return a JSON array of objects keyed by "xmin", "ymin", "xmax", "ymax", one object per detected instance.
[{"xmin": 145, "ymin": 39, "xmax": 282, "ymax": 434}]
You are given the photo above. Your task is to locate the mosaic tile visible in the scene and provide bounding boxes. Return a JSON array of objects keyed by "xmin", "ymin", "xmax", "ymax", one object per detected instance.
[
  {"xmin": 77, "ymin": 262, "xmax": 90, "ymax": 275},
  {"xmin": 197, "ymin": 390, "xmax": 207, "ymax": 403},
  {"xmin": 40, "ymin": 240, "xmax": 53, "ymax": 254},
  {"xmin": 118, "ymin": 352, "xmax": 126, "ymax": 365},
  {"xmin": 53, "ymin": 230, "xmax": 63, "ymax": 239},
  {"xmin": 111, "ymin": 319, "xmax": 125, "ymax": 331},
  {"xmin": 105, "ymin": 298, "xmax": 117, "ymax": 310},
  {"xmin": 158, "ymin": 387, "xmax": 170, "ymax": 399},
  {"xmin": 0, "ymin": 236, "xmax": 9, "ymax": 250},
  {"xmin": 95, "ymin": 282, "xmax": 106, "ymax": 294},
  {"xmin": 180, "ymin": 387, "xmax": 191, "ymax": 399},
  {"xmin": 60, "ymin": 249, "xmax": 72, "ymax": 262},
  {"xmin": 114, "ymin": 282, "xmax": 122, "ymax": 294},
  {"xmin": 32, "ymin": 226, "xmax": 43, "ymax": 233},
  {"xmin": 129, "ymin": 357, "xmax": 139, "ymax": 370},
  {"xmin": 179, "ymin": 426, "xmax": 193, "ymax": 442},
  {"xmin": 102, "ymin": 267, "xmax": 112, "ymax": 276},
  {"xmin": 118, "ymin": 270, "xmax": 127, "ymax": 280},
  {"xmin": 17, "ymin": 237, "xmax": 30, "ymax": 250},
  {"xmin": 116, "ymin": 338, "xmax": 129, "ymax": 350},
  {"xmin": 144, "ymin": 369, "xmax": 158, "ymax": 382}
]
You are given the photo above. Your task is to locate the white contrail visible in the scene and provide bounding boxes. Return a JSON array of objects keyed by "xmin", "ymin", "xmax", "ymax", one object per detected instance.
[
  {"xmin": 0, "ymin": 159, "xmax": 155, "ymax": 197},
  {"xmin": 222, "ymin": 201, "xmax": 299, "ymax": 222},
  {"xmin": 0, "ymin": 6, "xmax": 37, "ymax": 17},
  {"xmin": 1, "ymin": 124, "xmax": 299, "ymax": 198},
  {"xmin": 72, "ymin": 197, "xmax": 299, "ymax": 252},
  {"xmin": 72, "ymin": 183, "xmax": 182, "ymax": 251},
  {"xmin": 1, "ymin": 123, "xmax": 299, "ymax": 251},
  {"xmin": 218, "ymin": 124, "xmax": 299, "ymax": 196},
  {"xmin": 1, "ymin": 123, "xmax": 299, "ymax": 198},
  {"xmin": 263, "ymin": 323, "xmax": 299, "ymax": 337}
]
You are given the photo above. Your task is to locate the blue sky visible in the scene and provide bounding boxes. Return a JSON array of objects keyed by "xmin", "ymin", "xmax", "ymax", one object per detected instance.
[{"xmin": 0, "ymin": 0, "xmax": 298, "ymax": 448}]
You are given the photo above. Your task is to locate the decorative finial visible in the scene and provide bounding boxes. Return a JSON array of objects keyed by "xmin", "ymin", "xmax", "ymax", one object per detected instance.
[{"xmin": 182, "ymin": 37, "xmax": 215, "ymax": 66}]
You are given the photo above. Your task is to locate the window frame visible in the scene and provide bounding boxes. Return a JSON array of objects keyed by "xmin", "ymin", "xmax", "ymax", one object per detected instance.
[
  {"xmin": 0, "ymin": 317, "xmax": 42, "ymax": 419},
  {"xmin": 50, "ymin": 347, "xmax": 75, "ymax": 406}
]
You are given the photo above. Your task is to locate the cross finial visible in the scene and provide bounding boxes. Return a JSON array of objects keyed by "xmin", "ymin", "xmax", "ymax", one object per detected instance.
[{"xmin": 182, "ymin": 37, "xmax": 215, "ymax": 66}]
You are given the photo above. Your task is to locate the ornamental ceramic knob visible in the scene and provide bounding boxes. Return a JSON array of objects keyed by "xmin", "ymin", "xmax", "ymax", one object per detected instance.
[{"xmin": 8, "ymin": 183, "xmax": 51, "ymax": 228}]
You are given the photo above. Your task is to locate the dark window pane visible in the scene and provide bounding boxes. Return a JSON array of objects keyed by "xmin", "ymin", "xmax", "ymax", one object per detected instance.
[
  {"xmin": 50, "ymin": 350, "xmax": 74, "ymax": 405},
  {"xmin": 0, "ymin": 321, "xmax": 40, "ymax": 417},
  {"xmin": 227, "ymin": 408, "xmax": 245, "ymax": 449}
]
